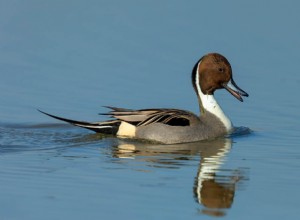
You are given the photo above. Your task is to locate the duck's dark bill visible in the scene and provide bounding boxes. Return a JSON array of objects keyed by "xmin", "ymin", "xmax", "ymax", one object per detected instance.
[{"xmin": 223, "ymin": 79, "xmax": 248, "ymax": 102}]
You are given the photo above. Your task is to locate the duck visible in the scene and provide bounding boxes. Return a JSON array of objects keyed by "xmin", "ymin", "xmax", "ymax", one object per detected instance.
[{"xmin": 39, "ymin": 53, "xmax": 248, "ymax": 144}]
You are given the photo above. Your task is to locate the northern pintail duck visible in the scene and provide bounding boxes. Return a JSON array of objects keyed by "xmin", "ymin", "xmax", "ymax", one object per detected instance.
[{"xmin": 40, "ymin": 53, "xmax": 248, "ymax": 144}]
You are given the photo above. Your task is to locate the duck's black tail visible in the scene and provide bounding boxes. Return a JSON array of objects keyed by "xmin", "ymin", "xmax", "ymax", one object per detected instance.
[{"xmin": 38, "ymin": 110, "xmax": 120, "ymax": 135}]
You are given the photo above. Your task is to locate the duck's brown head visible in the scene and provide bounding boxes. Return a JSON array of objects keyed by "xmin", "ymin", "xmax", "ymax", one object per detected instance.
[{"xmin": 192, "ymin": 53, "xmax": 248, "ymax": 101}]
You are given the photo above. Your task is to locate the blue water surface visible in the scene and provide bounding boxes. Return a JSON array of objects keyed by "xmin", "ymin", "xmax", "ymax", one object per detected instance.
[{"xmin": 1, "ymin": 1, "xmax": 300, "ymax": 219}]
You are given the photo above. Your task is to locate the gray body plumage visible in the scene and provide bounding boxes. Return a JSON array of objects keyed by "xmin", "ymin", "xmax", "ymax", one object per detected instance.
[{"xmin": 134, "ymin": 111, "xmax": 226, "ymax": 144}]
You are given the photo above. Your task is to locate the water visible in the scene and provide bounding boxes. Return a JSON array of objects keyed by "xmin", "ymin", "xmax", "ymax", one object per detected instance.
[{"xmin": 1, "ymin": 1, "xmax": 300, "ymax": 219}]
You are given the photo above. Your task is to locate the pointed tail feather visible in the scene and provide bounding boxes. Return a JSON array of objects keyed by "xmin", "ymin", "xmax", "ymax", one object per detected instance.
[{"xmin": 38, "ymin": 110, "xmax": 120, "ymax": 134}]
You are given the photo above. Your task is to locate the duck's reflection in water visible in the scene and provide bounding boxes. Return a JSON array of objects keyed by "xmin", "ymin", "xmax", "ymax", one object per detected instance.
[
  {"xmin": 111, "ymin": 138, "xmax": 248, "ymax": 216},
  {"xmin": 193, "ymin": 139, "xmax": 246, "ymax": 217}
]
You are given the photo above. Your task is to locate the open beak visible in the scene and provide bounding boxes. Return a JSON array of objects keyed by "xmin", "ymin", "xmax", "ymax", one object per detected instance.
[{"xmin": 222, "ymin": 78, "xmax": 249, "ymax": 102}]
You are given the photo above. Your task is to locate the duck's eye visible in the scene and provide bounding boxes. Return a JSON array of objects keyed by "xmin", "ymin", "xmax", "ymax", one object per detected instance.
[{"xmin": 218, "ymin": 68, "xmax": 224, "ymax": 72}]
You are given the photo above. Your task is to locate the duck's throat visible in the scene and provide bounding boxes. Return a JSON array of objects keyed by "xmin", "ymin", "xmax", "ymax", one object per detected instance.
[{"xmin": 200, "ymin": 93, "xmax": 233, "ymax": 131}]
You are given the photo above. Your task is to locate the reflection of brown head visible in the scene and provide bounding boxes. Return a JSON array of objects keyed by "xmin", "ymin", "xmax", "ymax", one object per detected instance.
[{"xmin": 200, "ymin": 179, "xmax": 234, "ymax": 209}]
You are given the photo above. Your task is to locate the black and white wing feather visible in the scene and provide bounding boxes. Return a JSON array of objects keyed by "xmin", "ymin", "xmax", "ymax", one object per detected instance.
[{"xmin": 39, "ymin": 106, "xmax": 194, "ymax": 135}]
